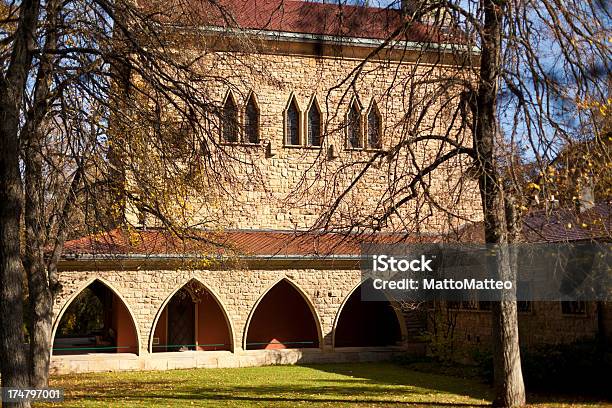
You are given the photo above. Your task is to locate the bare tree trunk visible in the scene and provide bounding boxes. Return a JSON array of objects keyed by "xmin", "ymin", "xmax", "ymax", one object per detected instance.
[
  {"xmin": 475, "ymin": 1, "xmax": 526, "ymax": 406},
  {"xmin": 24, "ymin": 139, "xmax": 53, "ymax": 388},
  {"xmin": 0, "ymin": 0, "xmax": 41, "ymax": 404},
  {"xmin": 0, "ymin": 111, "xmax": 30, "ymax": 408},
  {"xmin": 22, "ymin": 0, "xmax": 60, "ymax": 388},
  {"xmin": 491, "ymin": 297, "xmax": 525, "ymax": 407}
]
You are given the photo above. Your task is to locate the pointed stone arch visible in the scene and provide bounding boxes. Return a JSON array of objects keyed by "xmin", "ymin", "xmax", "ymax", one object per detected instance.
[
  {"xmin": 221, "ymin": 90, "xmax": 239, "ymax": 143},
  {"xmin": 332, "ymin": 278, "xmax": 407, "ymax": 348},
  {"xmin": 284, "ymin": 93, "xmax": 302, "ymax": 146},
  {"xmin": 244, "ymin": 90, "xmax": 260, "ymax": 144},
  {"xmin": 244, "ymin": 277, "xmax": 322, "ymax": 350},
  {"xmin": 52, "ymin": 278, "xmax": 141, "ymax": 355},
  {"xmin": 306, "ymin": 95, "xmax": 322, "ymax": 147},
  {"xmin": 149, "ymin": 278, "xmax": 234, "ymax": 352},
  {"xmin": 366, "ymin": 99, "xmax": 382, "ymax": 149},
  {"xmin": 346, "ymin": 95, "xmax": 363, "ymax": 149}
]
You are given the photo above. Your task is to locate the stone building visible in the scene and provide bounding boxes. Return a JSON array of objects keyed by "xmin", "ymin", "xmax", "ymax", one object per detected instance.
[
  {"xmin": 438, "ymin": 203, "xmax": 612, "ymax": 361},
  {"xmin": 51, "ymin": 0, "xmax": 477, "ymax": 373},
  {"xmin": 52, "ymin": 230, "xmax": 430, "ymax": 373},
  {"xmin": 48, "ymin": 0, "xmax": 608, "ymax": 374}
]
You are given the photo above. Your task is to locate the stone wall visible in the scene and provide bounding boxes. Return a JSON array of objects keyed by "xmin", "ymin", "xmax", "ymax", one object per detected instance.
[
  {"xmin": 122, "ymin": 41, "xmax": 481, "ymax": 234},
  {"xmin": 52, "ymin": 267, "xmax": 606, "ymax": 373},
  {"xmin": 52, "ymin": 266, "xmax": 407, "ymax": 354},
  {"xmin": 428, "ymin": 302, "xmax": 602, "ymax": 361},
  {"xmin": 50, "ymin": 263, "xmax": 428, "ymax": 373}
]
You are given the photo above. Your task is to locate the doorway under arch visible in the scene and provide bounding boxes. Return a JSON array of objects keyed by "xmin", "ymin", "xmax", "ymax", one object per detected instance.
[
  {"xmin": 151, "ymin": 280, "xmax": 232, "ymax": 352},
  {"xmin": 334, "ymin": 280, "xmax": 403, "ymax": 348},
  {"xmin": 53, "ymin": 279, "xmax": 139, "ymax": 355},
  {"xmin": 245, "ymin": 279, "xmax": 320, "ymax": 350}
]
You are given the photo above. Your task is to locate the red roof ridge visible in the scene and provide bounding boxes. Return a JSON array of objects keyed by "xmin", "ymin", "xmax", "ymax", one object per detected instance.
[
  {"xmin": 61, "ymin": 227, "xmax": 439, "ymax": 258},
  {"xmin": 139, "ymin": 0, "xmax": 459, "ymax": 44}
]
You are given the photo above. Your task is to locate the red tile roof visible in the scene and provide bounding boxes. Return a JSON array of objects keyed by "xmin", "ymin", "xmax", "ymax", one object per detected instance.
[
  {"xmin": 62, "ymin": 204, "xmax": 610, "ymax": 259},
  {"xmin": 522, "ymin": 202, "xmax": 611, "ymax": 243},
  {"xmin": 140, "ymin": 0, "xmax": 454, "ymax": 43},
  {"xmin": 61, "ymin": 228, "xmax": 436, "ymax": 258},
  {"xmin": 456, "ymin": 202, "xmax": 611, "ymax": 244}
]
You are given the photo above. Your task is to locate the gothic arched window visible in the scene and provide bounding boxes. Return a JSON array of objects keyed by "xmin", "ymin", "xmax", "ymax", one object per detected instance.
[
  {"xmin": 307, "ymin": 98, "xmax": 322, "ymax": 147},
  {"xmin": 221, "ymin": 92, "xmax": 238, "ymax": 143},
  {"xmin": 367, "ymin": 102, "xmax": 382, "ymax": 149},
  {"xmin": 285, "ymin": 96, "xmax": 301, "ymax": 146},
  {"xmin": 244, "ymin": 93, "xmax": 259, "ymax": 144},
  {"xmin": 347, "ymin": 98, "xmax": 362, "ymax": 149}
]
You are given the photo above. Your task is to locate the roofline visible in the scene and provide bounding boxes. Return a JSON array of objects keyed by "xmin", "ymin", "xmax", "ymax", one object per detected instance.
[
  {"xmin": 58, "ymin": 253, "xmax": 363, "ymax": 271},
  {"xmin": 61, "ymin": 253, "xmax": 362, "ymax": 261},
  {"xmin": 187, "ymin": 25, "xmax": 480, "ymax": 54},
  {"xmin": 130, "ymin": 226, "xmax": 440, "ymax": 236}
]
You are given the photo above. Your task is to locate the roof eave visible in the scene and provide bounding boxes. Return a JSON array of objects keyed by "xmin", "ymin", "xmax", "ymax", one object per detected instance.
[
  {"xmin": 185, "ymin": 24, "xmax": 479, "ymax": 54},
  {"xmin": 58, "ymin": 252, "xmax": 363, "ymax": 271}
]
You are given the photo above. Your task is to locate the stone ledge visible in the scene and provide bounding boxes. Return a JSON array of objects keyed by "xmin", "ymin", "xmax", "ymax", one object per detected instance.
[{"xmin": 50, "ymin": 347, "xmax": 418, "ymax": 374}]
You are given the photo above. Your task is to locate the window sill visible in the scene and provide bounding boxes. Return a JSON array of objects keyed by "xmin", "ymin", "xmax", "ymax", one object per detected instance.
[
  {"xmin": 345, "ymin": 146, "xmax": 384, "ymax": 152},
  {"xmin": 220, "ymin": 141, "xmax": 262, "ymax": 147},
  {"xmin": 282, "ymin": 144, "xmax": 323, "ymax": 150}
]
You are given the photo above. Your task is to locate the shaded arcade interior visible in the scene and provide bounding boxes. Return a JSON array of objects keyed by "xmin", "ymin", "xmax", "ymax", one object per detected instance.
[
  {"xmin": 152, "ymin": 280, "xmax": 232, "ymax": 352},
  {"xmin": 246, "ymin": 279, "xmax": 320, "ymax": 350},
  {"xmin": 53, "ymin": 280, "xmax": 139, "ymax": 355},
  {"xmin": 334, "ymin": 281, "xmax": 403, "ymax": 347}
]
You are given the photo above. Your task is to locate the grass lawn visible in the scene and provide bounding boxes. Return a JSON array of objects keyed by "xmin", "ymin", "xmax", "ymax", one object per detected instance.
[{"xmin": 42, "ymin": 363, "xmax": 609, "ymax": 407}]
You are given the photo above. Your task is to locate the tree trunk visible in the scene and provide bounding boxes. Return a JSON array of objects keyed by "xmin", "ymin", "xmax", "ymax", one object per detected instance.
[
  {"xmin": 474, "ymin": 1, "xmax": 526, "ymax": 407},
  {"xmin": 22, "ymin": 0, "xmax": 60, "ymax": 388},
  {"xmin": 0, "ymin": 0, "xmax": 42, "ymax": 404},
  {"xmin": 0, "ymin": 76, "xmax": 30, "ymax": 408},
  {"xmin": 24, "ymin": 141, "xmax": 53, "ymax": 388},
  {"xmin": 0, "ymin": 130, "xmax": 30, "ymax": 408},
  {"xmin": 25, "ymin": 280, "xmax": 52, "ymax": 390}
]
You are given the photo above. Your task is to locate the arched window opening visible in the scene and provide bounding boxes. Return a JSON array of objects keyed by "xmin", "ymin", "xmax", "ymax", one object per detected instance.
[
  {"xmin": 347, "ymin": 99, "xmax": 362, "ymax": 148},
  {"xmin": 307, "ymin": 99, "xmax": 322, "ymax": 146},
  {"xmin": 53, "ymin": 280, "xmax": 139, "ymax": 355},
  {"xmin": 246, "ymin": 280, "xmax": 319, "ymax": 350},
  {"xmin": 152, "ymin": 280, "xmax": 231, "ymax": 352},
  {"xmin": 221, "ymin": 93, "xmax": 239, "ymax": 143},
  {"xmin": 335, "ymin": 280, "xmax": 402, "ymax": 347},
  {"xmin": 367, "ymin": 103, "xmax": 382, "ymax": 149},
  {"xmin": 244, "ymin": 94, "xmax": 259, "ymax": 144},
  {"xmin": 285, "ymin": 97, "xmax": 301, "ymax": 146}
]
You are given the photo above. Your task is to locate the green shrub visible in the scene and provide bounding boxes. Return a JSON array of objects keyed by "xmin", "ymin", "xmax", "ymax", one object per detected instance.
[
  {"xmin": 473, "ymin": 339, "xmax": 610, "ymax": 397},
  {"xmin": 520, "ymin": 339, "xmax": 611, "ymax": 397},
  {"xmin": 399, "ymin": 338, "xmax": 610, "ymax": 398},
  {"xmin": 393, "ymin": 354, "xmax": 433, "ymax": 366},
  {"xmin": 471, "ymin": 348, "xmax": 494, "ymax": 384}
]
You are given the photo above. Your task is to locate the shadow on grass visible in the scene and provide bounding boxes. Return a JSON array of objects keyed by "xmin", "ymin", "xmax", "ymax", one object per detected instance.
[
  {"xmin": 526, "ymin": 393, "xmax": 611, "ymax": 407},
  {"xmin": 305, "ymin": 362, "xmax": 492, "ymax": 401},
  {"xmin": 309, "ymin": 361, "xmax": 608, "ymax": 407},
  {"xmin": 56, "ymin": 362, "xmax": 493, "ymax": 407},
  {"xmin": 51, "ymin": 362, "xmax": 612, "ymax": 407},
  {"xmin": 66, "ymin": 389, "xmax": 488, "ymax": 407}
]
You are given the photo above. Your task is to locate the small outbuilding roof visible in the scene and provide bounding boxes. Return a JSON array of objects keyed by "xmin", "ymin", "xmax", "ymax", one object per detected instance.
[{"xmin": 456, "ymin": 202, "xmax": 611, "ymax": 244}]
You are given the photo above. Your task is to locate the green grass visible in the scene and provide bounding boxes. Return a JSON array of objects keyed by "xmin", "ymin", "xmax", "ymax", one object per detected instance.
[{"xmin": 41, "ymin": 363, "xmax": 609, "ymax": 407}]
